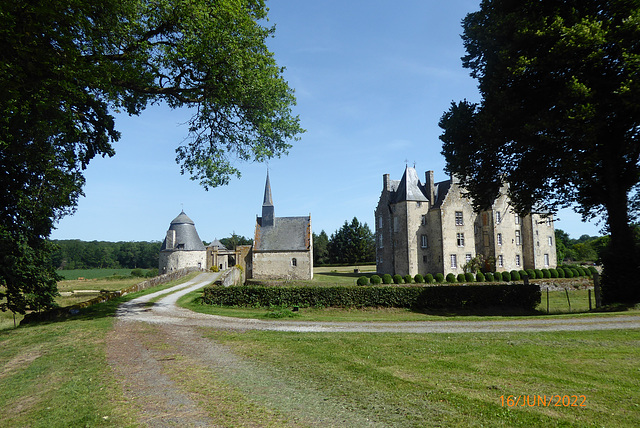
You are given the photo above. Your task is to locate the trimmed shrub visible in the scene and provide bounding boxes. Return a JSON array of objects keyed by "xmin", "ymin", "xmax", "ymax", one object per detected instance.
[
  {"xmin": 435, "ymin": 273, "xmax": 445, "ymax": 283},
  {"xmin": 588, "ymin": 266, "xmax": 598, "ymax": 276},
  {"xmin": 502, "ymin": 271, "xmax": 511, "ymax": 281},
  {"xmin": 404, "ymin": 274, "xmax": 413, "ymax": 284},
  {"xmin": 382, "ymin": 274, "xmax": 393, "ymax": 284},
  {"xmin": 357, "ymin": 276, "xmax": 369, "ymax": 286},
  {"xmin": 414, "ymin": 274, "xmax": 425, "ymax": 284},
  {"xmin": 494, "ymin": 271, "xmax": 502, "ymax": 281},
  {"xmin": 484, "ymin": 272, "xmax": 494, "ymax": 282},
  {"xmin": 201, "ymin": 284, "xmax": 541, "ymax": 311},
  {"xmin": 549, "ymin": 268, "xmax": 558, "ymax": 278},
  {"xmin": 534, "ymin": 269, "xmax": 543, "ymax": 279},
  {"xmin": 476, "ymin": 272, "xmax": 485, "ymax": 282},
  {"xmin": 457, "ymin": 273, "xmax": 466, "ymax": 282},
  {"xmin": 571, "ymin": 268, "xmax": 580, "ymax": 277},
  {"xmin": 370, "ymin": 274, "xmax": 382, "ymax": 285},
  {"xmin": 425, "ymin": 273, "xmax": 434, "ymax": 283},
  {"xmin": 541, "ymin": 269, "xmax": 551, "ymax": 279},
  {"xmin": 393, "ymin": 274, "xmax": 403, "ymax": 284},
  {"xmin": 510, "ymin": 270, "xmax": 520, "ymax": 281},
  {"xmin": 465, "ymin": 272, "xmax": 476, "ymax": 282},
  {"xmin": 563, "ymin": 268, "xmax": 574, "ymax": 278},
  {"xmin": 446, "ymin": 273, "xmax": 457, "ymax": 283},
  {"xmin": 519, "ymin": 270, "xmax": 528, "ymax": 279},
  {"xmin": 557, "ymin": 268, "xmax": 565, "ymax": 278}
]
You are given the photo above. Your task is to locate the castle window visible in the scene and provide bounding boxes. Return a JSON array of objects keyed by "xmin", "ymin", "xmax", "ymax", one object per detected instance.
[
  {"xmin": 548, "ymin": 236, "xmax": 553, "ymax": 246},
  {"xmin": 496, "ymin": 211, "xmax": 501, "ymax": 224},
  {"xmin": 546, "ymin": 217, "xmax": 552, "ymax": 226},
  {"xmin": 515, "ymin": 215, "xmax": 521, "ymax": 225},
  {"xmin": 515, "ymin": 230, "xmax": 521, "ymax": 245},
  {"xmin": 423, "ymin": 255, "xmax": 428, "ymax": 262},
  {"xmin": 421, "ymin": 235, "xmax": 428, "ymax": 248},
  {"xmin": 378, "ymin": 216, "xmax": 382, "ymax": 229},
  {"xmin": 456, "ymin": 233, "xmax": 465, "ymax": 247},
  {"xmin": 466, "ymin": 253, "xmax": 472, "ymax": 264},
  {"xmin": 450, "ymin": 254, "xmax": 457, "ymax": 269},
  {"xmin": 497, "ymin": 233, "xmax": 503, "ymax": 246},
  {"xmin": 498, "ymin": 255, "xmax": 504, "ymax": 267},
  {"xmin": 378, "ymin": 234, "xmax": 383, "ymax": 248},
  {"xmin": 291, "ymin": 258, "xmax": 297, "ymax": 267},
  {"xmin": 421, "ymin": 215, "xmax": 427, "ymax": 225},
  {"xmin": 417, "ymin": 201, "xmax": 422, "ymax": 208},
  {"xmin": 515, "ymin": 255, "xmax": 521, "ymax": 267},
  {"xmin": 544, "ymin": 254, "xmax": 550, "ymax": 266},
  {"xmin": 455, "ymin": 211, "xmax": 463, "ymax": 226}
]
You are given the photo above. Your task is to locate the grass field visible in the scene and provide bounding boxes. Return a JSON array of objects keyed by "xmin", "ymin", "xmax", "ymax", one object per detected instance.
[{"xmin": 56, "ymin": 268, "xmax": 153, "ymax": 280}]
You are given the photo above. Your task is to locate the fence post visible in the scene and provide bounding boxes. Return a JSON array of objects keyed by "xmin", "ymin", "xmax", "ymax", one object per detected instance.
[
  {"xmin": 588, "ymin": 289, "xmax": 592, "ymax": 311},
  {"xmin": 565, "ymin": 288, "xmax": 571, "ymax": 311},
  {"xmin": 593, "ymin": 271, "xmax": 602, "ymax": 309},
  {"xmin": 546, "ymin": 288, "xmax": 549, "ymax": 313}
]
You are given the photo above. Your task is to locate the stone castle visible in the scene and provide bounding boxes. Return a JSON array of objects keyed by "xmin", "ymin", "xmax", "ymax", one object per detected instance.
[
  {"xmin": 159, "ymin": 172, "xmax": 313, "ymax": 280},
  {"xmin": 374, "ymin": 166, "xmax": 558, "ymax": 277}
]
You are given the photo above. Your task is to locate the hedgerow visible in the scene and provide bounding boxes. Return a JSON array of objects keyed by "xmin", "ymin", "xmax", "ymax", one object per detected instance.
[{"xmin": 201, "ymin": 283, "xmax": 541, "ymax": 311}]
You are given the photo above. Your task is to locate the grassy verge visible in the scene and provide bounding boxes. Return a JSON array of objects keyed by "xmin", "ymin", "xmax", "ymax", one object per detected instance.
[
  {"xmin": 207, "ymin": 328, "xmax": 640, "ymax": 427},
  {"xmin": 56, "ymin": 268, "xmax": 144, "ymax": 280},
  {"xmin": 0, "ymin": 274, "xmax": 196, "ymax": 427}
]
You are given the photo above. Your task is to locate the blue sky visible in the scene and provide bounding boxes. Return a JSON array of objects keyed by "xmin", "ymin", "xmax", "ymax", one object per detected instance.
[{"xmin": 50, "ymin": 0, "xmax": 602, "ymax": 243}]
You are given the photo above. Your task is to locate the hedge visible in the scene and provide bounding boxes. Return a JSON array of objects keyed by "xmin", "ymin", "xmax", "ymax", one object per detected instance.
[{"xmin": 201, "ymin": 283, "xmax": 541, "ymax": 311}]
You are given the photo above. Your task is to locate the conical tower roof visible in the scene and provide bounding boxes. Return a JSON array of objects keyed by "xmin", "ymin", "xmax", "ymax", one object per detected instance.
[
  {"xmin": 263, "ymin": 171, "xmax": 274, "ymax": 207},
  {"xmin": 161, "ymin": 210, "xmax": 206, "ymax": 251}
]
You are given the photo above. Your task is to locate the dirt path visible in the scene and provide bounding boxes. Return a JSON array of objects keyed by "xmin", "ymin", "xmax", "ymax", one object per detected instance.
[{"xmin": 106, "ymin": 273, "xmax": 640, "ymax": 426}]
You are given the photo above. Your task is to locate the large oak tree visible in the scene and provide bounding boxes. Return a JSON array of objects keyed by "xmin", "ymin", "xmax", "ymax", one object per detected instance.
[
  {"xmin": 0, "ymin": 0, "xmax": 303, "ymax": 315},
  {"xmin": 439, "ymin": 0, "xmax": 640, "ymax": 303}
]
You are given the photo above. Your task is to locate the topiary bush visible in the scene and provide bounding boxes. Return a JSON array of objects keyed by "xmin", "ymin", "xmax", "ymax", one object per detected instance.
[
  {"xmin": 494, "ymin": 271, "xmax": 502, "ymax": 281},
  {"xmin": 465, "ymin": 272, "xmax": 475, "ymax": 282},
  {"xmin": 534, "ymin": 269, "xmax": 543, "ymax": 279},
  {"xmin": 510, "ymin": 270, "xmax": 520, "ymax": 281},
  {"xmin": 393, "ymin": 274, "xmax": 403, "ymax": 284},
  {"xmin": 357, "ymin": 276, "xmax": 369, "ymax": 286},
  {"xmin": 404, "ymin": 274, "xmax": 413, "ymax": 284},
  {"xmin": 571, "ymin": 268, "xmax": 580, "ymax": 277},
  {"xmin": 502, "ymin": 271, "xmax": 511, "ymax": 281},
  {"xmin": 457, "ymin": 273, "xmax": 466, "ymax": 282},
  {"xmin": 435, "ymin": 273, "xmax": 445, "ymax": 283},
  {"xmin": 541, "ymin": 269, "xmax": 551, "ymax": 278},
  {"xmin": 524, "ymin": 269, "xmax": 534, "ymax": 279},
  {"xmin": 414, "ymin": 274, "xmax": 425, "ymax": 284},
  {"xmin": 476, "ymin": 272, "xmax": 485, "ymax": 282},
  {"xmin": 563, "ymin": 268, "xmax": 574, "ymax": 278},
  {"xmin": 588, "ymin": 266, "xmax": 598, "ymax": 276},
  {"xmin": 370, "ymin": 274, "xmax": 382, "ymax": 285},
  {"xmin": 382, "ymin": 274, "xmax": 393, "ymax": 284},
  {"xmin": 446, "ymin": 273, "xmax": 457, "ymax": 283},
  {"xmin": 549, "ymin": 268, "xmax": 558, "ymax": 278},
  {"xmin": 426, "ymin": 273, "xmax": 435, "ymax": 283},
  {"xmin": 557, "ymin": 268, "xmax": 565, "ymax": 278},
  {"xmin": 485, "ymin": 272, "xmax": 494, "ymax": 282},
  {"xmin": 519, "ymin": 270, "xmax": 528, "ymax": 279}
]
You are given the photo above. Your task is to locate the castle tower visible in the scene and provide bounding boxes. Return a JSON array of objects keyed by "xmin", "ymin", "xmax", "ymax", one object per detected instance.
[{"xmin": 158, "ymin": 210, "xmax": 207, "ymax": 273}]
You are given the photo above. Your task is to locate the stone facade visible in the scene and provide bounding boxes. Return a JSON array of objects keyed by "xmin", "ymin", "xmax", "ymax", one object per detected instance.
[{"xmin": 375, "ymin": 166, "xmax": 558, "ymax": 277}]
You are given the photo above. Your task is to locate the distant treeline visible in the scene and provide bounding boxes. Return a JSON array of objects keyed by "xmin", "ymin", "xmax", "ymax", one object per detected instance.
[{"xmin": 49, "ymin": 240, "xmax": 162, "ymax": 270}]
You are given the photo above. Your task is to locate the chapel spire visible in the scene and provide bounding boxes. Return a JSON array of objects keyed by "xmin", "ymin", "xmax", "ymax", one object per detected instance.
[{"xmin": 261, "ymin": 170, "xmax": 275, "ymax": 226}]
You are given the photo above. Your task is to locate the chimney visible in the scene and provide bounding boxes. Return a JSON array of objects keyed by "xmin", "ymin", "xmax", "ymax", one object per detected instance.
[
  {"xmin": 425, "ymin": 170, "xmax": 435, "ymax": 204},
  {"xmin": 383, "ymin": 174, "xmax": 390, "ymax": 192}
]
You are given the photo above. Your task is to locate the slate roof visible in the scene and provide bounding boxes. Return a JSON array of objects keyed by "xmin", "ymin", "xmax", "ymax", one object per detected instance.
[
  {"xmin": 254, "ymin": 216, "xmax": 311, "ymax": 251},
  {"xmin": 160, "ymin": 211, "xmax": 206, "ymax": 251},
  {"xmin": 391, "ymin": 166, "xmax": 429, "ymax": 203}
]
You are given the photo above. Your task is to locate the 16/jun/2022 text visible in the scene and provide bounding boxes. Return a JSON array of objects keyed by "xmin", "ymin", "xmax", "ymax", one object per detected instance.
[{"xmin": 500, "ymin": 395, "xmax": 586, "ymax": 408}]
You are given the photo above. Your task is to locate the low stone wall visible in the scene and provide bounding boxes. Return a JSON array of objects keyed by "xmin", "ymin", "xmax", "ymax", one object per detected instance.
[
  {"xmin": 214, "ymin": 266, "xmax": 243, "ymax": 287},
  {"xmin": 20, "ymin": 268, "xmax": 201, "ymax": 325}
]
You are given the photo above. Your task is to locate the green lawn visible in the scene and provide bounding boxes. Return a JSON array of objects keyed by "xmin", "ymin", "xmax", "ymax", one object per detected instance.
[
  {"xmin": 207, "ymin": 328, "xmax": 640, "ymax": 427},
  {"xmin": 56, "ymin": 268, "xmax": 140, "ymax": 280}
]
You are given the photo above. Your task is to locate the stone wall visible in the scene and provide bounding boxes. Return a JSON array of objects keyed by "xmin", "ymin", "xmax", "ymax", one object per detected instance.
[{"xmin": 159, "ymin": 250, "xmax": 207, "ymax": 274}]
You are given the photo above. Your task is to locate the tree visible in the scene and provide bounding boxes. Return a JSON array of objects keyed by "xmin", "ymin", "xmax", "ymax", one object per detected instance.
[
  {"xmin": 328, "ymin": 218, "xmax": 375, "ymax": 265},
  {"xmin": 0, "ymin": 0, "xmax": 303, "ymax": 315},
  {"xmin": 219, "ymin": 233, "xmax": 252, "ymax": 250},
  {"xmin": 439, "ymin": 1, "xmax": 640, "ymax": 304},
  {"xmin": 313, "ymin": 230, "xmax": 330, "ymax": 266}
]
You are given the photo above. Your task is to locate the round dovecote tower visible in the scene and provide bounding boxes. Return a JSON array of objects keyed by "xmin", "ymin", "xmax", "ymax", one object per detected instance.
[{"xmin": 159, "ymin": 211, "xmax": 206, "ymax": 273}]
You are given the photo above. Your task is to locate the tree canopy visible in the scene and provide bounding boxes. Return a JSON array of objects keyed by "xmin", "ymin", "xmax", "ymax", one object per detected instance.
[
  {"xmin": 439, "ymin": 0, "xmax": 640, "ymax": 303},
  {"xmin": 0, "ymin": 0, "xmax": 303, "ymax": 314},
  {"xmin": 328, "ymin": 218, "xmax": 375, "ymax": 265}
]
